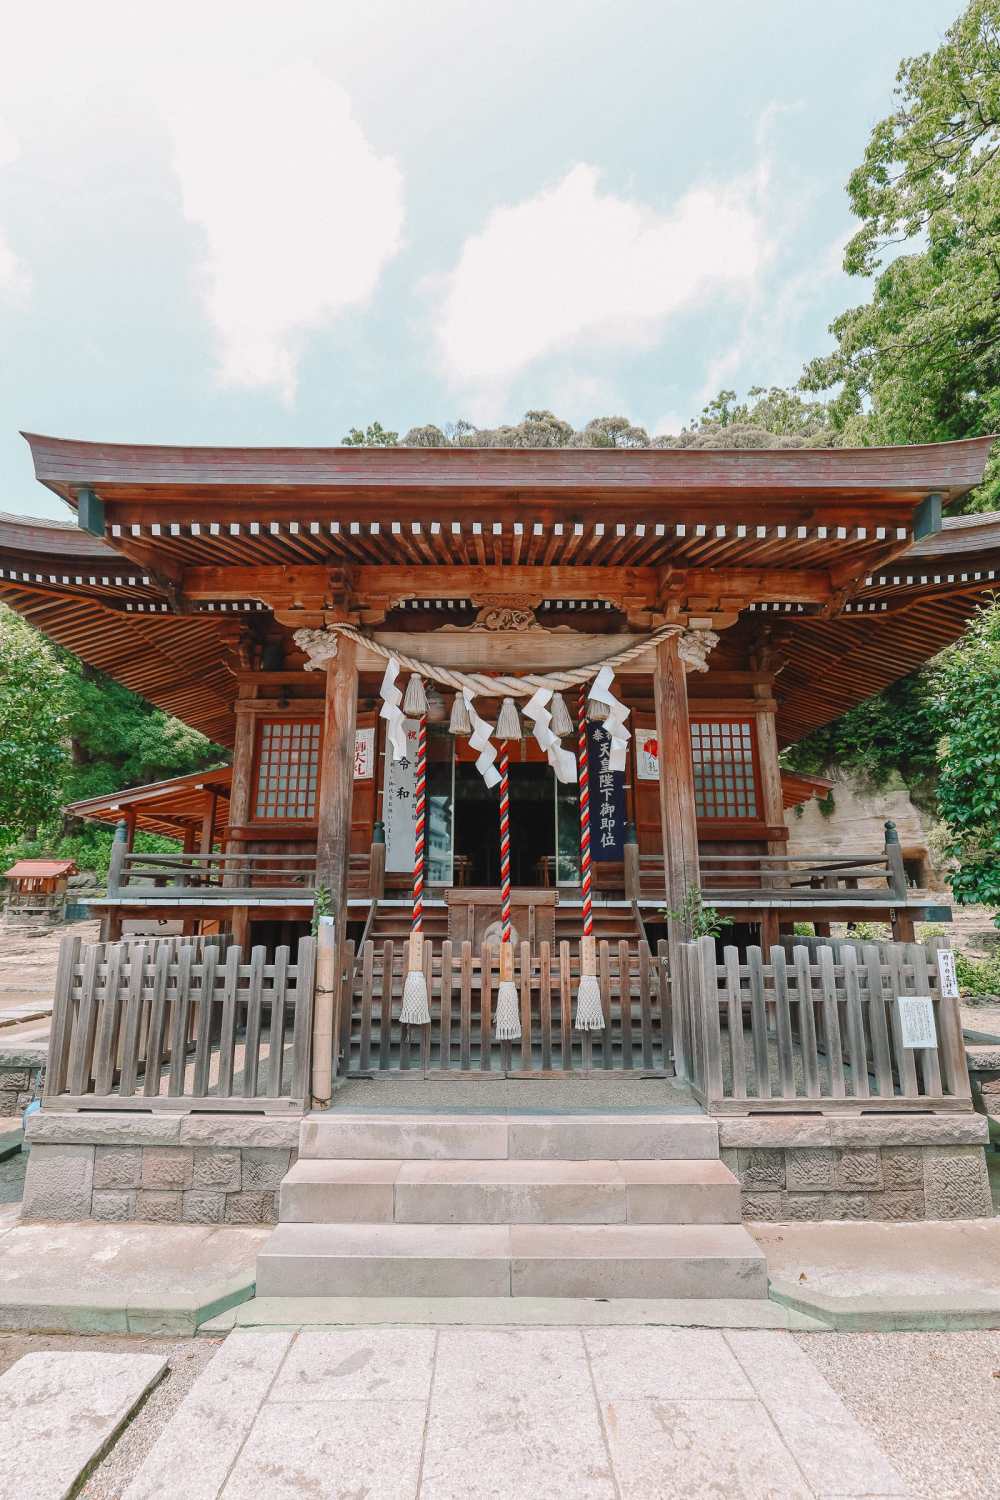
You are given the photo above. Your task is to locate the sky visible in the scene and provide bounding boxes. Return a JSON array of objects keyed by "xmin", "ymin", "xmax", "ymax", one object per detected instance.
[{"xmin": 0, "ymin": 0, "xmax": 962, "ymax": 519}]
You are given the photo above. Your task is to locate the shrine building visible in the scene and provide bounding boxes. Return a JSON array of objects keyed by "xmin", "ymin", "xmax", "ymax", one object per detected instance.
[{"xmin": 6, "ymin": 431, "xmax": 998, "ymax": 1268}]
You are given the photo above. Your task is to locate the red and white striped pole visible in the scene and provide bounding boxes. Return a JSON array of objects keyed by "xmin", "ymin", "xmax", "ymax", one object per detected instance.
[
  {"xmin": 498, "ymin": 741, "xmax": 512, "ymax": 947},
  {"xmin": 578, "ymin": 685, "xmax": 593, "ymax": 941},
  {"xmin": 413, "ymin": 714, "xmax": 426, "ymax": 938},
  {"xmin": 400, "ymin": 703, "xmax": 431, "ymax": 1024},
  {"xmin": 494, "ymin": 734, "xmax": 521, "ymax": 1039},
  {"xmin": 575, "ymin": 684, "xmax": 604, "ymax": 1029}
]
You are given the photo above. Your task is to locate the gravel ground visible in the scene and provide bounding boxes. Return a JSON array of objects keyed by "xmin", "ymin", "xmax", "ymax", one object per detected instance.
[
  {"xmin": 795, "ymin": 1329, "xmax": 1000, "ymax": 1500},
  {"xmin": 0, "ymin": 1331, "xmax": 222, "ymax": 1499}
]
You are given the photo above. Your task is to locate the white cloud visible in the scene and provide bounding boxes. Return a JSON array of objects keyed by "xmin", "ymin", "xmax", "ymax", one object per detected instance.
[
  {"xmin": 160, "ymin": 63, "xmax": 404, "ymax": 402},
  {"xmin": 434, "ymin": 163, "xmax": 773, "ymax": 404},
  {"xmin": 0, "ymin": 120, "xmax": 29, "ymax": 302}
]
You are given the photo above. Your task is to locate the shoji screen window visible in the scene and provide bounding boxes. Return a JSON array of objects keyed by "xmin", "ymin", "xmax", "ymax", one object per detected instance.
[
  {"xmin": 253, "ymin": 719, "xmax": 321, "ymax": 820},
  {"xmin": 690, "ymin": 718, "xmax": 759, "ymax": 821}
]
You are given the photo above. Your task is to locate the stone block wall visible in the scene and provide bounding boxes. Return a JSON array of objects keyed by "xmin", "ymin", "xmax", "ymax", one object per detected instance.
[
  {"xmin": 21, "ymin": 1113, "xmax": 299, "ymax": 1224},
  {"xmin": 719, "ymin": 1115, "xmax": 993, "ymax": 1221},
  {"xmin": 0, "ymin": 1050, "xmax": 45, "ymax": 1117}
]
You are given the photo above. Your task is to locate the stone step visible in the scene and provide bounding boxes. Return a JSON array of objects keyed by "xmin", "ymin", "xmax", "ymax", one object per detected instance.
[
  {"xmin": 255, "ymin": 1222, "xmax": 767, "ymax": 1299},
  {"xmin": 299, "ymin": 1112, "xmax": 718, "ymax": 1162},
  {"xmin": 279, "ymin": 1158, "xmax": 741, "ymax": 1225}
]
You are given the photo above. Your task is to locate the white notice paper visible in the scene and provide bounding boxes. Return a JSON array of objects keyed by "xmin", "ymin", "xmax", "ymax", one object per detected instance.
[
  {"xmin": 383, "ymin": 719, "xmax": 418, "ymax": 873},
  {"xmin": 897, "ymin": 995, "xmax": 938, "ymax": 1050},
  {"xmin": 936, "ymin": 948, "xmax": 960, "ymax": 1000}
]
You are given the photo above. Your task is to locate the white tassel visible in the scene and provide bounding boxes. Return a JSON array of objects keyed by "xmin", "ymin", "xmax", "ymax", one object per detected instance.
[
  {"xmin": 400, "ymin": 968, "xmax": 431, "ymax": 1025},
  {"xmin": 575, "ymin": 934, "xmax": 605, "ymax": 1030},
  {"xmin": 587, "ymin": 695, "xmax": 610, "ymax": 723},
  {"xmin": 574, "ymin": 973, "xmax": 605, "ymax": 1031},
  {"xmin": 549, "ymin": 692, "xmax": 573, "ymax": 738},
  {"xmin": 403, "ymin": 673, "xmax": 428, "ymax": 716},
  {"xmin": 495, "ymin": 696, "xmax": 521, "ymax": 740},
  {"xmin": 448, "ymin": 692, "xmax": 472, "ymax": 736},
  {"xmin": 494, "ymin": 980, "xmax": 521, "ymax": 1040}
]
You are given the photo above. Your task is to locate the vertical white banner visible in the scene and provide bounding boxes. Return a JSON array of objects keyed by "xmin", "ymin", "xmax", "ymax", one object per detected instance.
[{"xmin": 384, "ymin": 718, "xmax": 418, "ymax": 873}]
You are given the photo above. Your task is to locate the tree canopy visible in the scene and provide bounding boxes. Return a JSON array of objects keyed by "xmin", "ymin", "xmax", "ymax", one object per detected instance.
[
  {"xmin": 802, "ymin": 0, "xmax": 1000, "ymax": 511},
  {"xmin": 0, "ymin": 604, "xmax": 221, "ymax": 867}
]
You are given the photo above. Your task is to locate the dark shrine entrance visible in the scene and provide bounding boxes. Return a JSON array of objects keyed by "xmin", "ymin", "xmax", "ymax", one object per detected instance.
[{"xmin": 454, "ymin": 762, "xmax": 559, "ymax": 886}]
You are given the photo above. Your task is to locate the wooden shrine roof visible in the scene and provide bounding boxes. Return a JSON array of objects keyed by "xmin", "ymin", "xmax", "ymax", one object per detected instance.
[
  {"xmin": 19, "ymin": 432, "xmax": 995, "ymax": 575},
  {"xmin": 2, "ymin": 434, "xmax": 999, "ymax": 753},
  {"xmin": 65, "ymin": 765, "xmax": 232, "ymax": 841}
]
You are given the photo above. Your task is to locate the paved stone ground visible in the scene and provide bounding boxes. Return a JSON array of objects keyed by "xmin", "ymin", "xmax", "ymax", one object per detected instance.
[{"xmin": 117, "ymin": 1325, "xmax": 916, "ymax": 1499}]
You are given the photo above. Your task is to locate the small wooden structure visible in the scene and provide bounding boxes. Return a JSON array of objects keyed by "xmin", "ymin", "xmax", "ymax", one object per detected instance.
[{"xmin": 2, "ymin": 859, "xmax": 77, "ymax": 927}]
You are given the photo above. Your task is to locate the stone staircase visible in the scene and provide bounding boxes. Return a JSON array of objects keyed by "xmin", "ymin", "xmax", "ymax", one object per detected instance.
[{"xmin": 256, "ymin": 1113, "xmax": 767, "ymax": 1301}]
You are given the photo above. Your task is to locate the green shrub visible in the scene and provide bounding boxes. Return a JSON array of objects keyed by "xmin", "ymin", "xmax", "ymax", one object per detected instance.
[{"xmin": 955, "ymin": 950, "xmax": 1000, "ymax": 999}]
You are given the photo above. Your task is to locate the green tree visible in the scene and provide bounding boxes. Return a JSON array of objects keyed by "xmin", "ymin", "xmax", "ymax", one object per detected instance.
[
  {"xmin": 933, "ymin": 600, "xmax": 1000, "ymax": 910},
  {"xmin": 0, "ymin": 608, "xmax": 69, "ymax": 841},
  {"xmin": 341, "ymin": 421, "xmax": 399, "ymax": 446},
  {"xmin": 802, "ymin": 0, "xmax": 1000, "ymax": 509},
  {"xmin": 0, "ymin": 604, "xmax": 221, "ymax": 862},
  {"xmin": 571, "ymin": 415, "xmax": 650, "ymax": 448}
]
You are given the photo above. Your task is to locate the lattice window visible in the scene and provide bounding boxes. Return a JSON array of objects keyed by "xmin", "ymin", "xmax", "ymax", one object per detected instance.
[
  {"xmin": 690, "ymin": 718, "xmax": 758, "ymax": 820},
  {"xmin": 253, "ymin": 719, "xmax": 321, "ymax": 820}
]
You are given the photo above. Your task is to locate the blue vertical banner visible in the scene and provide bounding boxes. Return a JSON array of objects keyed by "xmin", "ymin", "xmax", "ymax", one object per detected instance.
[{"xmin": 588, "ymin": 722, "xmax": 625, "ymax": 861}]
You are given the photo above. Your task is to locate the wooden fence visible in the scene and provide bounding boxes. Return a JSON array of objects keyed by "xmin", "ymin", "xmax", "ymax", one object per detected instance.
[
  {"xmin": 673, "ymin": 934, "xmax": 973, "ymax": 1114},
  {"xmin": 334, "ymin": 938, "xmax": 669, "ymax": 1078},
  {"xmin": 44, "ymin": 932, "xmax": 316, "ymax": 1112}
]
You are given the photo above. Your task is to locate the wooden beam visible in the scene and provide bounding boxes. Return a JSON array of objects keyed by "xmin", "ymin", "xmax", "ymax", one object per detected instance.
[{"xmin": 180, "ymin": 562, "xmax": 835, "ymax": 608}]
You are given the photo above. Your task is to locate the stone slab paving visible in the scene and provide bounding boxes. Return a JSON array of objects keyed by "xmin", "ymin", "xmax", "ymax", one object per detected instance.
[
  {"xmin": 756, "ymin": 1218, "xmax": 1000, "ymax": 1329},
  {"xmin": 122, "ymin": 1325, "xmax": 911, "ymax": 1498},
  {"xmin": 0, "ymin": 1349, "xmax": 166, "ymax": 1500},
  {"xmin": 0, "ymin": 1221, "xmax": 269, "ymax": 1333}
]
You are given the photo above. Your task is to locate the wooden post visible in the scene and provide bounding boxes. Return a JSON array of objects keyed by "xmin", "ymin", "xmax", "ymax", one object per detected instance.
[
  {"xmin": 225, "ymin": 690, "xmax": 256, "ymax": 888},
  {"xmin": 654, "ymin": 637, "xmax": 700, "ymax": 1065},
  {"xmin": 653, "ymin": 635, "xmax": 700, "ymax": 914},
  {"xmin": 124, "ymin": 806, "xmax": 137, "ymax": 853},
  {"xmin": 885, "ymin": 820, "xmax": 916, "ymax": 940},
  {"xmin": 107, "ymin": 818, "xmax": 128, "ymax": 897},
  {"xmin": 199, "ymin": 789, "xmax": 218, "ymax": 854},
  {"xmin": 316, "ymin": 636, "xmax": 359, "ymax": 934},
  {"xmin": 624, "ymin": 822, "xmax": 640, "ymax": 901},
  {"xmin": 312, "ymin": 915, "xmax": 337, "ymax": 1106},
  {"xmin": 369, "ymin": 821, "xmax": 386, "ymax": 899}
]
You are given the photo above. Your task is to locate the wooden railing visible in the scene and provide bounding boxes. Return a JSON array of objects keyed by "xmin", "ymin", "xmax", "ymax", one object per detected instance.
[
  {"xmin": 629, "ymin": 832, "xmax": 907, "ymax": 906},
  {"xmin": 108, "ymin": 844, "xmax": 385, "ymax": 900},
  {"xmin": 44, "ymin": 932, "xmax": 316, "ymax": 1111},
  {"xmin": 673, "ymin": 933, "xmax": 972, "ymax": 1114},
  {"xmin": 334, "ymin": 937, "xmax": 669, "ymax": 1078}
]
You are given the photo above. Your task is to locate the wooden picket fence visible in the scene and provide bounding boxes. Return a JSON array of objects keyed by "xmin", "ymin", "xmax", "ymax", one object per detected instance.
[
  {"xmin": 44, "ymin": 932, "xmax": 316, "ymax": 1112},
  {"xmin": 334, "ymin": 938, "xmax": 669, "ymax": 1078},
  {"xmin": 673, "ymin": 934, "xmax": 973, "ymax": 1114}
]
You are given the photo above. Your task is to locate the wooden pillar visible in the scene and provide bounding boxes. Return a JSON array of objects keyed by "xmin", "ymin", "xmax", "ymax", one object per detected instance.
[
  {"xmin": 316, "ymin": 637, "xmax": 359, "ymax": 935},
  {"xmin": 654, "ymin": 636, "xmax": 700, "ymax": 1060},
  {"xmin": 754, "ymin": 706, "xmax": 784, "ymax": 950},
  {"xmin": 231, "ymin": 906, "xmax": 250, "ymax": 948},
  {"xmin": 124, "ymin": 807, "xmax": 137, "ymax": 853},
  {"xmin": 200, "ymin": 789, "xmax": 218, "ymax": 854},
  {"xmin": 653, "ymin": 636, "xmax": 700, "ymax": 912},
  {"xmin": 225, "ymin": 690, "xmax": 256, "ymax": 888}
]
